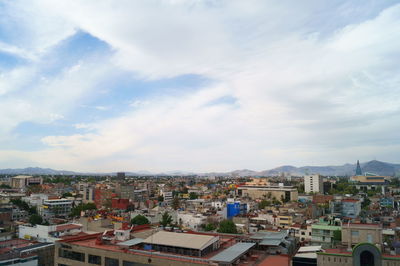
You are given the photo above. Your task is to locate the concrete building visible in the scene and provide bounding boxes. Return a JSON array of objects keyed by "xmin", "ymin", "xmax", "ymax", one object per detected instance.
[
  {"xmin": 304, "ymin": 174, "xmax": 323, "ymax": 194},
  {"xmin": 236, "ymin": 185, "xmax": 298, "ymax": 201},
  {"xmin": 19, "ymin": 223, "xmax": 83, "ymax": 243},
  {"xmin": 341, "ymin": 223, "xmax": 383, "ymax": 249},
  {"xmin": 39, "ymin": 198, "xmax": 73, "ymax": 219},
  {"xmin": 82, "ymin": 186, "xmax": 95, "ymax": 204},
  {"xmin": 277, "ymin": 214, "xmax": 293, "ymax": 229},
  {"xmin": 55, "ymin": 230, "xmax": 225, "ymax": 266},
  {"xmin": 141, "ymin": 231, "xmax": 220, "ymax": 257},
  {"xmin": 177, "ymin": 212, "xmax": 207, "ymax": 230},
  {"xmin": 317, "ymin": 243, "xmax": 400, "ymax": 266},
  {"xmin": 0, "ymin": 240, "xmax": 54, "ymax": 266},
  {"xmin": 11, "ymin": 176, "xmax": 43, "ymax": 189},
  {"xmin": 311, "ymin": 218, "xmax": 342, "ymax": 248},
  {"xmin": 330, "ymin": 199, "xmax": 361, "ymax": 218}
]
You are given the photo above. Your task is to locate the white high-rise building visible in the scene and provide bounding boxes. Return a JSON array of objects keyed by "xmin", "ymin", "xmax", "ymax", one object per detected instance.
[{"xmin": 304, "ymin": 174, "xmax": 323, "ymax": 194}]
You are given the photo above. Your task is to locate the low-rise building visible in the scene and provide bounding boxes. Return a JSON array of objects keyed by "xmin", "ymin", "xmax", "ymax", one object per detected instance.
[
  {"xmin": 19, "ymin": 223, "xmax": 83, "ymax": 242},
  {"xmin": 39, "ymin": 198, "xmax": 73, "ymax": 219},
  {"xmin": 236, "ymin": 185, "xmax": 298, "ymax": 201},
  {"xmin": 311, "ymin": 219, "xmax": 341, "ymax": 248},
  {"xmin": 341, "ymin": 223, "xmax": 382, "ymax": 249}
]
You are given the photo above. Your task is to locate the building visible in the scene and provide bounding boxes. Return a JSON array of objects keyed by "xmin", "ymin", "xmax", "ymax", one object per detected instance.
[
  {"xmin": 311, "ymin": 219, "xmax": 342, "ymax": 248},
  {"xmin": 162, "ymin": 191, "xmax": 173, "ymax": 202},
  {"xmin": 292, "ymin": 246, "xmax": 322, "ymax": 266},
  {"xmin": 82, "ymin": 186, "xmax": 95, "ymax": 204},
  {"xmin": 330, "ymin": 199, "xmax": 361, "ymax": 218},
  {"xmin": 117, "ymin": 172, "xmax": 126, "ymax": 179},
  {"xmin": 39, "ymin": 198, "xmax": 73, "ymax": 219},
  {"xmin": 19, "ymin": 223, "xmax": 83, "ymax": 243},
  {"xmin": 55, "ymin": 230, "xmax": 224, "ymax": 266},
  {"xmin": 142, "ymin": 231, "xmax": 219, "ymax": 257},
  {"xmin": 304, "ymin": 174, "xmax": 323, "ymax": 194},
  {"xmin": 177, "ymin": 212, "xmax": 207, "ymax": 230},
  {"xmin": 111, "ymin": 198, "xmax": 130, "ymax": 210},
  {"xmin": 277, "ymin": 214, "xmax": 293, "ymax": 229},
  {"xmin": 0, "ymin": 240, "xmax": 54, "ymax": 266},
  {"xmin": 317, "ymin": 242, "xmax": 400, "ymax": 266},
  {"xmin": 236, "ymin": 185, "xmax": 298, "ymax": 201},
  {"xmin": 249, "ymin": 230, "xmax": 296, "ymax": 255},
  {"xmin": 341, "ymin": 223, "xmax": 382, "ymax": 249},
  {"xmin": 351, "ymin": 174, "xmax": 389, "ymax": 191},
  {"xmin": 94, "ymin": 188, "xmax": 113, "ymax": 209},
  {"xmin": 11, "ymin": 176, "xmax": 43, "ymax": 189}
]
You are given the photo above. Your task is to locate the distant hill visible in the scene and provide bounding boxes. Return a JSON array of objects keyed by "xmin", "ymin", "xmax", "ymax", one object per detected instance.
[
  {"xmin": 0, "ymin": 160, "xmax": 399, "ymax": 177},
  {"xmin": 226, "ymin": 160, "xmax": 400, "ymax": 177}
]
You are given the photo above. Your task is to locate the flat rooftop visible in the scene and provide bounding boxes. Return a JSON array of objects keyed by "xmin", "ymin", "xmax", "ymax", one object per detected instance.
[{"xmin": 142, "ymin": 231, "xmax": 218, "ymax": 250}]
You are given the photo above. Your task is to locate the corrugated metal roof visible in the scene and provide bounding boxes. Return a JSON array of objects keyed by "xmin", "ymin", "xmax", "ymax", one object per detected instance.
[
  {"xmin": 210, "ymin": 242, "xmax": 255, "ymax": 263},
  {"xmin": 259, "ymin": 239, "xmax": 282, "ymax": 246},
  {"xmin": 250, "ymin": 230, "xmax": 288, "ymax": 240},
  {"xmin": 117, "ymin": 238, "xmax": 144, "ymax": 246}
]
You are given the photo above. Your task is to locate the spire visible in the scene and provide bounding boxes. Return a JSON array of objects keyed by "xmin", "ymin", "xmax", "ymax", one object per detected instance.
[{"xmin": 355, "ymin": 160, "xmax": 362, "ymax": 175}]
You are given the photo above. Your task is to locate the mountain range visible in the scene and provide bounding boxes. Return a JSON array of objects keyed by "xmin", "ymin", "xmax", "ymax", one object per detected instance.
[{"xmin": 0, "ymin": 160, "xmax": 399, "ymax": 177}]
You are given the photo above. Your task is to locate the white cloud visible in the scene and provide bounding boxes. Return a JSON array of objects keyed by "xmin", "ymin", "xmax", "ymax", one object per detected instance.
[{"xmin": 0, "ymin": 1, "xmax": 400, "ymax": 171}]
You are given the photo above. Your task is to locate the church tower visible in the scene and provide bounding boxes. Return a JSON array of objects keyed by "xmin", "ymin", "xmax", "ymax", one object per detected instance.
[{"xmin": 355, "ymin": 160, "xmax": 362, "ymax": 175}]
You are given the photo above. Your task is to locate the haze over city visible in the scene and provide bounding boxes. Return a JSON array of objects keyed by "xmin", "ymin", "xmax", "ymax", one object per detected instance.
[{"xmin": 1, "ymin": 0, "xmax": 399, "ymax": 172}]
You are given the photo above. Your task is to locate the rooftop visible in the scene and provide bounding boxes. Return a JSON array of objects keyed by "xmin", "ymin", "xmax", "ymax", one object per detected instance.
[
  {"xmin": 209, "ymin": 242, "xmax": 255, "ymax": 263},
  {"xmin": 142, "ymin": 231, "xmax": 218, "ymax": 250}
]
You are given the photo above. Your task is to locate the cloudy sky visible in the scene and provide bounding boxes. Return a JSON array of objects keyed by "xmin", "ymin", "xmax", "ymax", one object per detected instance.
[{"xmin": 0, "ymin": 0, "xmax": 399, "ymax": 173}]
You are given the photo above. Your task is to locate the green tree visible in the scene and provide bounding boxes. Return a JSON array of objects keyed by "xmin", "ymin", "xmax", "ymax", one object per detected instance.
[
  {"xmin": 159, "ymin": 211, "xmax": 173, "ymax": 227},
  {"xmin": 131, "ymin": 215, "xmax": 150, "ymax": 225},
  {"xmin": 29, "ymin": 214, "xmax": 43, "ymax": 225},
  {"xmin": 70, "ymin": 203, "xmax": 96, "ymax": 217},
  {"xmin": 62, "ymin": 192, "xmax": 73, "ymax": 198},
  {"xmin": 189, "ymin": 192, "xmax": 198, "ymax": 200},
  {"xmin": 157, "ymin": 195, "xmax": 164, "ymax": 202},
  {"xmin": 204, "ymin": 223, "xmax": 216, "ymax": 231},
  {"xmin": 172, "ymin": 196, "xmax": 180, "ymax": 210},
  {"xmin": 258, "ymin": 200, "xmax": 271, "ymax": 209},
  {"xmin": 217, "ymin": 220, "xmax": 238, "ymax": 234},
  {"xmin": 0, "ymin": 184, "xmax": 11, "ymax": 189}
]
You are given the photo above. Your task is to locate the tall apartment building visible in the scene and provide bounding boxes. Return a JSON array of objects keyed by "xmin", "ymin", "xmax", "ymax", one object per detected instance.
[{"xmin": 304, "ymin": 174, "xmax": 323, "ymax": 194}]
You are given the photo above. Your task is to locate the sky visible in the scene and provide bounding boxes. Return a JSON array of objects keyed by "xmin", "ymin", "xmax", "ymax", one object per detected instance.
[{"xmin": 0, "ymin": 0, "xmax": 399, "ymax": 173}]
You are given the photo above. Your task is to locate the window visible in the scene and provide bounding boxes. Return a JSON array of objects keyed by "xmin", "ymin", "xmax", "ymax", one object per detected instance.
[
  {"xmin": 367, "ymin": 234, "xmax": 373, "ymax": 243},
  {"xmin": 89, "ymin": 254, "xmax": 101, "ymax": 265},
  {"xmin": 59, "ymin": 249, "xmax": 85, "ymax": 262},
  {"xmin": 105, "ymin": 257, "xmax": 119, "ymax": 266},
  {"xmin": 351, "ymin": 231, "xmax": 359, "ymax": 237}
]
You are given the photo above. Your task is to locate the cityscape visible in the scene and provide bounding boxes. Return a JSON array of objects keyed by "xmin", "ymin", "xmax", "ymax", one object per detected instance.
[{"xmin": 1, "ymin": 1, "xmax": 399, "ymax": 266}]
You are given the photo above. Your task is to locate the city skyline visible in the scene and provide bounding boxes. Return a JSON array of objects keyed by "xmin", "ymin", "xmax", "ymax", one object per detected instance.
[{"xmin": 0, "ymin": 1, "xmax": 399, "ymax": 172}]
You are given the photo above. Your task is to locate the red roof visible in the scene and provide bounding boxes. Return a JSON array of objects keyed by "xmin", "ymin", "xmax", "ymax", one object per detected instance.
[
  {"xmin": 258, "ymin": 255, "xmax": 289, "ymax": 266},
  {"xmin": 342, "ymin": 199, "xmax": 358, "ymax": 202},
  {"xmin": 56, "ymin": 224, "xmax": 82, "ymax": 232}
]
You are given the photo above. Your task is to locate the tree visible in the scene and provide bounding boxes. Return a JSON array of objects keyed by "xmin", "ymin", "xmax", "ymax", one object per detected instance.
[
  {"xmin": 172, "ymin": 197, "xmax": 180, "ymax": 210},
  {"xmin": 0, "ymin": 184, "xmax": 11, "ymax": 189},
  {"xmin": 189, "ymin": 192, "xmax": 198, "ymax": 200},
  {"xmin": 131, "ymin": 215, "xmax": 150, "ymax": 225},
  {"xmin": 258, "ymin": 200, "xmax": 272, "ymax": 209},
  {"xmin": 217, "ymin": 220, "xmax": 238, "ymax": 234},
  {"xmin": 29, "ymin": 214, "xmax": 43, "ymax": 225},
  {"xmin": 157, "ymin": 195, "xmax": 164, "ymax": 202},
  {"xmin": 159, "ymin": 211, "xmax": 173, "ymax": 227},
  {"xmin": 70, "ymin": 203, "xmax": 96, "ymax": 217},
  {"xmin": 62, "ymin": 192, "xmax": 73, "ymax": 198},
  {"xmin": 204, "ymin": 223, "xmax": 216, "ymax": 232}
]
